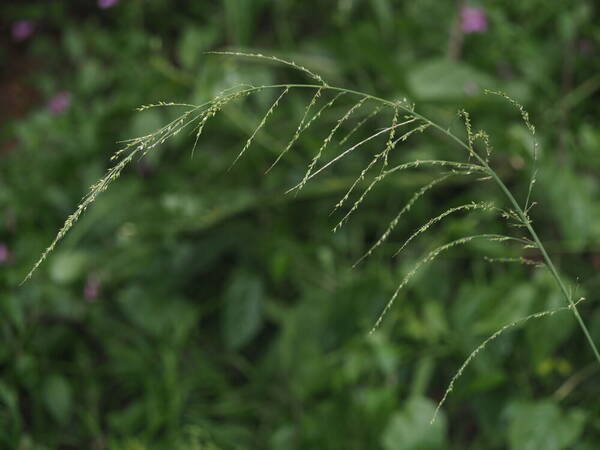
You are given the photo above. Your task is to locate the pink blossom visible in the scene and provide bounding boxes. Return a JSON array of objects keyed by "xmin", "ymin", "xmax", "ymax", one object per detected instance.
[
  {"xmin": 47, "ymin": 91, "xmax": 71, "ymax": 115},
  {"xmin": 98, "ymin": 0, "xmax": 120, "ymax": 9},
  {"xmin": 84, "ymin": 275, "xmax": 100, "ymax": 302},
  {"xmin": 0, "ymin": 243, "xmax": 9, "ymax": 264},
  {"xmin": 460, "ymin": 6, "xmax": 487, "ymax": 34},
  {"xmin": 12, "ymin": 20, "xmax": 35, "ymax": 42}
]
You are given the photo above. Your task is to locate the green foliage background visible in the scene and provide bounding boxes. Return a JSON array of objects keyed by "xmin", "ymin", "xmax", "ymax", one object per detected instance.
[{"xmin": 1, "ymin": 1, "xmax": 600, "ymax": 448}]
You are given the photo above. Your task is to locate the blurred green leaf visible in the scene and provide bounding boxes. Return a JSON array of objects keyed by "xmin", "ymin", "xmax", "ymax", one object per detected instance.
[
  {"xmin": 526, "ymin": 288, "xmax": 575, "ymax": 363},
  {"xmin": 407, "ymin": 59, "xmax": 495, "ymax": 101},
  {"xmin": 381, "ymin": 397, "xmax": 447, "ymax": 450},
  {"xmin": 540, "ymin": 165, "xmax": 595, "ymax": 251},
  {"xmin": 62, "ymin": 28, "xmax": 85, "ymax": 62},
  {"xmin": 476, "ymin": 283, "xmax": 535, "ymax": 333},
  {"xmin": 117, "ymin": 286, "xmax": 198, "ymax": 338},
  {"xmin": 43, "ymin": 375, "xmax": 72, "ymax": 425},
  {"xmin": 369, "ymin": 0, "xmax": 393, "ymax": 34},
  {"xmin": 178, "ymin": 27, "xmax": 218, "ymax": 69},
  {"xmin": 49, "ymin": 251, "xmax": 87, "ymax": 284},
  {"xmin": 507, "ymin": 401, "xmax": 585, "ymax": 450},
  {"xmin": 131, "ymin": 109, "xmax": 164, "ymax": 138},
  {"xmin": 222, "ymin": 272, "xmax": 264, "ymax": 350}
]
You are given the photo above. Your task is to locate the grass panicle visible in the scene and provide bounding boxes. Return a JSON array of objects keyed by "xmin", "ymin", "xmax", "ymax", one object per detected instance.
[
  {"xmin": 338, "ymin": 105, "xmax": 382, "ymax": 146},
  {"xmin": 392, "ymin": 201, "xmax": 496, "ymax": 257},
  {"xmin": 207, "ymin": 51, "xmax": 327, "ymax": 86},
  {"xmin": 329, "ymin": 117, "xmax": 420, "ymax": 214},
  {"xmin": 458, "ymin": 109, "xmax": 476, "ymax": 161},
  {"xmin": 381, "ymin": 106, "xmax": 400, "ymax": 168},
  {"xmin": 23, "ymin": 149, "xmax": 141, "ymax": 284},
  {"xmin": 25, "ymin": 54, "xmax": 600, "ymax": 414},
  {"xmin": 283, "ymin": 114, "xmax": 412, "ymax": 194},
  {"xmin": 270, "ymin": 90, "xmax": 347, "ymax": 175},
  {"xmin": 135, "ymin": 101, "xmax": 198, "ymax": 111},
  {"xmin": 352, "ymin": 174, "xmax": 452, "ymax": 267},
  {"xmin": 483, "ymin": 256, "xmax": 544, "ymax": 268},
  {"xmin": 266, "ymin": 87, "xmax": 323, "ymax": 173},
  {"xmin": 485, "ymin": 89, "xmax": 538, "ymax": 212},
  {"xmin": 296, "ymin": 96, "xmax": 367, "ymax": 192},
  {"xmin": 334, "ymin": 160, "xmax": 485, "ymax": 235},
  {"xmin": 472, "ymin": 129, "xmax": 493, "ymax": 163},
  {"xmin": 195, "ymin": 88, "xmax": 257, "ymax": 160},
  {"xmin": 229, "ymin": 87, "xmax": 289, "ymax": 168}
]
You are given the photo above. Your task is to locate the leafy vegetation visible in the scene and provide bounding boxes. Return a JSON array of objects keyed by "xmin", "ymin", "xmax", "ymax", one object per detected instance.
[{"xmin": 2, "ymin": 1, "xmax": 600, "ymax": 449}]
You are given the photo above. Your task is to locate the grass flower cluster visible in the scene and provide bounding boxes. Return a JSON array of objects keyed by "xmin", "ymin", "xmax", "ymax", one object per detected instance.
[{"xmin": 25, "ymin": 52, "xmax": 600, "ymax": 423}]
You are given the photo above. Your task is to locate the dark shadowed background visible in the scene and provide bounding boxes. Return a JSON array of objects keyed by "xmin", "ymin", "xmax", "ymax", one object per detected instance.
[{"xmin": 1, "ymin": 1, "xmax": 600, "ymax": 449}]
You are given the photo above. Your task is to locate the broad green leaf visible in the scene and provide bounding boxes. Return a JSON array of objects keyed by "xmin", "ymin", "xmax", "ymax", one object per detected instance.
[
  {"xmin": 178, "ymin": 27, "xmax": 218, "ymax": 69},
  {"xmin": 526, "ymin": 290, "xmax": 575, "ymax": 363},
  {"xmin": 50, "ymin": 251, "xmax": 87, "ymax": 284},
  {"xmin": 475, "ymin": 283, "xmax": 535, "ymax": 333},
  {"xmin": 382, "ymin": 397, "xmax": 447, "ymax": 450},
  {"xmin": 117, "ymin": 287, "xmax": 198, "ymax": 339},
  {"xmin": 407, "ymin": 59, "xmax": 495, "ymax": 101},
  {"xmin": 222, "ymin": 272, "xmax": 264, "ymax": 350},
  {"xmin": 540, "ymin": 166, "xmax": 594, "ymax": 251},
  {"xmin": 369, "ymin": 0, "xmax": 393, "ymax": 34},
  {"xmin": 507, "ymin": 401, "xmax": 585, "ymax": 450},
  {"xmin": 43, "ymin": 375, "xmax": 72, "ymax": 425}
]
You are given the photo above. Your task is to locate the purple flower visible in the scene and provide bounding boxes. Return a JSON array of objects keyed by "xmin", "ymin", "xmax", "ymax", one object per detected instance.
[
  {"xmin": 47, "ymin": 91, "xmax": 71, "ymax": 115},
  {"xmin": 84, "ymin": 275, "xmax": 100, "ymax": 302},
  {"xmin": 460, "ymin": 6, "xmax": 487, "ymax": 34},
  {"xmin": 12, "ymin": 20, "xmax": 35, "ymax": 42},
  {"xmin": 0, "ymin": 243, "xmax": 9, "ymax": 264},
  {"xmin": 98, "ymin": 0, "xmax": 120, "ymax": 9}
]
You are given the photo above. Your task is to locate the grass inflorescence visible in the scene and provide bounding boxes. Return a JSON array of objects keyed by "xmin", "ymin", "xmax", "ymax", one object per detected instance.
[{"xmin": 25, "ymin": 52, "xmax": 600, "ymax": 422}]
